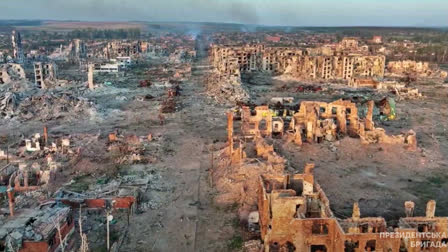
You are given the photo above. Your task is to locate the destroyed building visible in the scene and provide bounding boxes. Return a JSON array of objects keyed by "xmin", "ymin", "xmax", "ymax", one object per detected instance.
[
  {"xmin": 68, "ymin": 39, "xmax": 87, "ymax": 63},
  {"xmin": 210, "ymin": 43, "xmax": 386, "ymax": 84},
  {"xmin": 340, "ymin": 37, "xmax": 360, "ymax": 50},
  {"xmin": 103, "ymin": 41, "xmax": 142, "ymax": 59},
  {"xmin": 240, "ymin": 99, "xmax": 417, "ymax": 150},
  {"xmin": 34, "ymin": 62, "xmax": 57, "ymax": 89},
  {"xmin": 387, "ymin": 60, "xmax": 448, "ymax": 79},
  {"xmin": 216, "ymin": 102, "xmax": 428, "ymax": 252},
  {"xmin": 0, "ymin": 203, "xmax": 74, "ymax": 252},
  {"xmin": 0, "ymin": 64, "xmax": 26, "ymax": 84},
  {"xmin": 258, "ymin": 172, "xmax": 448, "ymax": 252},
  {"xmin": 11, "ymin": 31, "xmax": 24, "ymax": 64}
]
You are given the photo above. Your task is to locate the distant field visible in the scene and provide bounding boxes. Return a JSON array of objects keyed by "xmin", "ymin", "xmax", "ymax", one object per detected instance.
[{"xmin": 18, "ymin": 21, "xmax": 145, "ymax": 32}]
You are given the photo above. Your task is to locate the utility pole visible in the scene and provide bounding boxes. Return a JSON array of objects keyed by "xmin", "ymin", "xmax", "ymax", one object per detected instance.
[
  {"xmin": 106, "ymin": 200, "xmax": 115, "ymax": 251},
  {"xmin": 106, "ymin": 210, "xmax": 111, "ymax": 251},
  {"xmin": 6, "ymin": 136, "xmax": 9, "ymax": 164}
]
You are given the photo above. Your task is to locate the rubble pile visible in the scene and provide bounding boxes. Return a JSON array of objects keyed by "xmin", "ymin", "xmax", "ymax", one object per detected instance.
[
  {"xmin": 107, "ymin": 133, "xmax": 154, "ymax": 164},
  {"xmin": 212, "ymin": 137, "xmax": 285, "ymax": 209},
  {"xmin": 0, "ymin": 92, "xmax": 19, "ymax": 118},
  {"xmin": 144, "ymin": 63, "xmax": 191, "ymax": 84},
  {"xmin": 205, "ymin": 73, "xmax": 250, "ymax": 104},
  {"xmin": 0, "ymin": 91, "xmax": 94, "ymax": 121},
  {"xmin": 212, "ymin": 97, "xmax": 419, "ymax": 217},
  {"xmin": 392, "ymin": 87, "xmax": 423, "ymax": 100},
  {"xmin": 0, "ymin": 63, "xmax": 26, "ymax": 84},
  {"xmin": 387, "ymin": 60, "xmax": 448, "ymax": 79},
  {"xmin": 378, "ymin": 81, "xmax": 423, "ymax": 100}
]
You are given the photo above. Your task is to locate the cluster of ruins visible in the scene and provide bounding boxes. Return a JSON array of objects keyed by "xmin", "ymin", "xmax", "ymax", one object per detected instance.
[
  {"xmin": 0, "ymin": 22, "xmax": 447, "ymax": 252},
  {"xmin": 210, "ymin": 102, "xmax": 442, "ymax": 251},
  {"xmin": 258, "ymin": 171, "xmax": 447, "ymax": 251},
  {"xmin": 0, "ymin": 28, "xmax": 194, "ymax": 250},
  {"xmin": 0, "ymin": 125, "xmax": 155, "ymax": 251},
  {"xmin": 238, "ymin": 98, "xmax": 416, "ymax": 150},
  {"xmin": 209, "ymin": 36, "xmax": 447, "ymax": 91},
  {"xmin": 387, "ymin": 60, "xmax": 448, "ymax": 79},
  {"xmin": 210, "ymin": 38, "xmax": 386, "ymax": 85}
]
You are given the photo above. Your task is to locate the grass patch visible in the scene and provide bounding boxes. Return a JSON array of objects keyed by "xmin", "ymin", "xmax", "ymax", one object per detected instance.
[
  {"xmin": 427, "ymin": 175, "xmax": 448, "ymax": 185},
  {"xmin": 407, "ymin": 174, "xmax": 447, "ymax": 199},
  {"xmin": 409, "ymin": 182, "xmax": 435, "ymax": 199},
  {"xmin": 227, "ymin": 235, "xmax": 243, "ymax": 250}
]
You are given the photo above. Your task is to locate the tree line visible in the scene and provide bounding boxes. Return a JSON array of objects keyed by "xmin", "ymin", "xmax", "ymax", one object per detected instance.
[{"xmin": 66, "ymin": 28, "xmax": 141, "ymax": 39}]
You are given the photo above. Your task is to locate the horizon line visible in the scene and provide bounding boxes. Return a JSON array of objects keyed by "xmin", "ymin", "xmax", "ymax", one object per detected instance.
[{"xmin": 1, "ymin": 19, "xmax": 447, "ymax": 29}]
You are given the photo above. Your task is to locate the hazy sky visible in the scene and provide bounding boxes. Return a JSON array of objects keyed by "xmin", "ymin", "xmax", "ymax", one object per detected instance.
[{"xmin": 3, "ymin": 0, "xmax": 448, "ymax": 27}]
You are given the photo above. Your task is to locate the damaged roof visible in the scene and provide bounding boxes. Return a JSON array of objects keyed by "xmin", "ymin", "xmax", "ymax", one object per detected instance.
[{"xmin": 0, "ymin": 202, "xmax": 71, "ymax": 242}]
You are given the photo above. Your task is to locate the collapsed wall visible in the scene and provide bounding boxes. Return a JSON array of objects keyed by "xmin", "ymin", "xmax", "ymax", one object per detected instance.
[
  {"xmin": 212, "ymin": 97, "xmax": 418, "ymax": 226},
  {"xmin": 258, "ymin": 173, "xmax": 448, "ymax": 252},
  {"xmin": 281, "ymin": 99, "xmax": 417, "ymax": 151},
  {"xmin": 387, "ymin": 60, "xmax": 448, "ymax": 79},
  {"xmin": 210, "ymin": 105, "xmax": 439, "ymax": 252},
  {"xmin": 205, "ymin": 70, "xmax": 250, "ymax": 104}
]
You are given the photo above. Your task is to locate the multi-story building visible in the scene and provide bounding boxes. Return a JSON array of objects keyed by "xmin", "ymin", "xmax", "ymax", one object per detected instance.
[
  {"xmin": 11, "ymin": 30, "xmax": 24, "ymax": 64},
  {"xmin": 210, "ymin": 42, "xmax": 386, "ymax": 83},
  {"xmin": 34, "ymin": 62, "xmax": 57, "ymax": 89}
]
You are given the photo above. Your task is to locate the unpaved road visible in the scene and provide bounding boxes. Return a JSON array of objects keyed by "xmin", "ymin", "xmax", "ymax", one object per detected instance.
[{"xmin": 121, "ymin": 59, "xmax": 238, "ymax": 252}]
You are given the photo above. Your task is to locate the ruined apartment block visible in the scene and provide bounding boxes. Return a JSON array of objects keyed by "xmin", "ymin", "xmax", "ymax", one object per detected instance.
[
  {"xmin": 103, "ymin": 41, "xmax": 142, "ymax": 59},
  {"xmin": 258, "ymin": 171, "xmax": 448, "ymax": 252},
  {"xmin": 34, "ymin": 62, "xmax": 57, "ymax": 89},
  {"xmin": 210, "ymin": 39, "xmax": 386, "ymax": 84}
]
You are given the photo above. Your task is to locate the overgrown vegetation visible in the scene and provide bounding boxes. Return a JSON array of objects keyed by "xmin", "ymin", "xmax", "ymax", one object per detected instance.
[{"xmin": 227, "ymin": 235, "xmax": 244, "ymax": 250}]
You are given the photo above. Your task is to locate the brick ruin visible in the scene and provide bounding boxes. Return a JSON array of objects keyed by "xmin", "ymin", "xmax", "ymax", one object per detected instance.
[
  {"xmin": 213, "ymin": 105, "xmax": 442, "ymax": 252},
  {"xmin": 0, "ymin": 127, "xmax": 144, "ymax": 251},
  {"xmin": 387, "ymin": 60, "xmax": 448, "ymax": 79},
  {"xmin": 240, "ymin": 99, "xmax": 417, "ymax": 151},
  {"xmin": 208, "ymin": 95, "xmax": 434, "ymax": 251},
  {"xmin": 210, "ymin": 38, "xmax": 386, "ymax": 85},
  {"xmin": 258, "ymin": 172, "xmax": 448, "ymax": 252}
]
